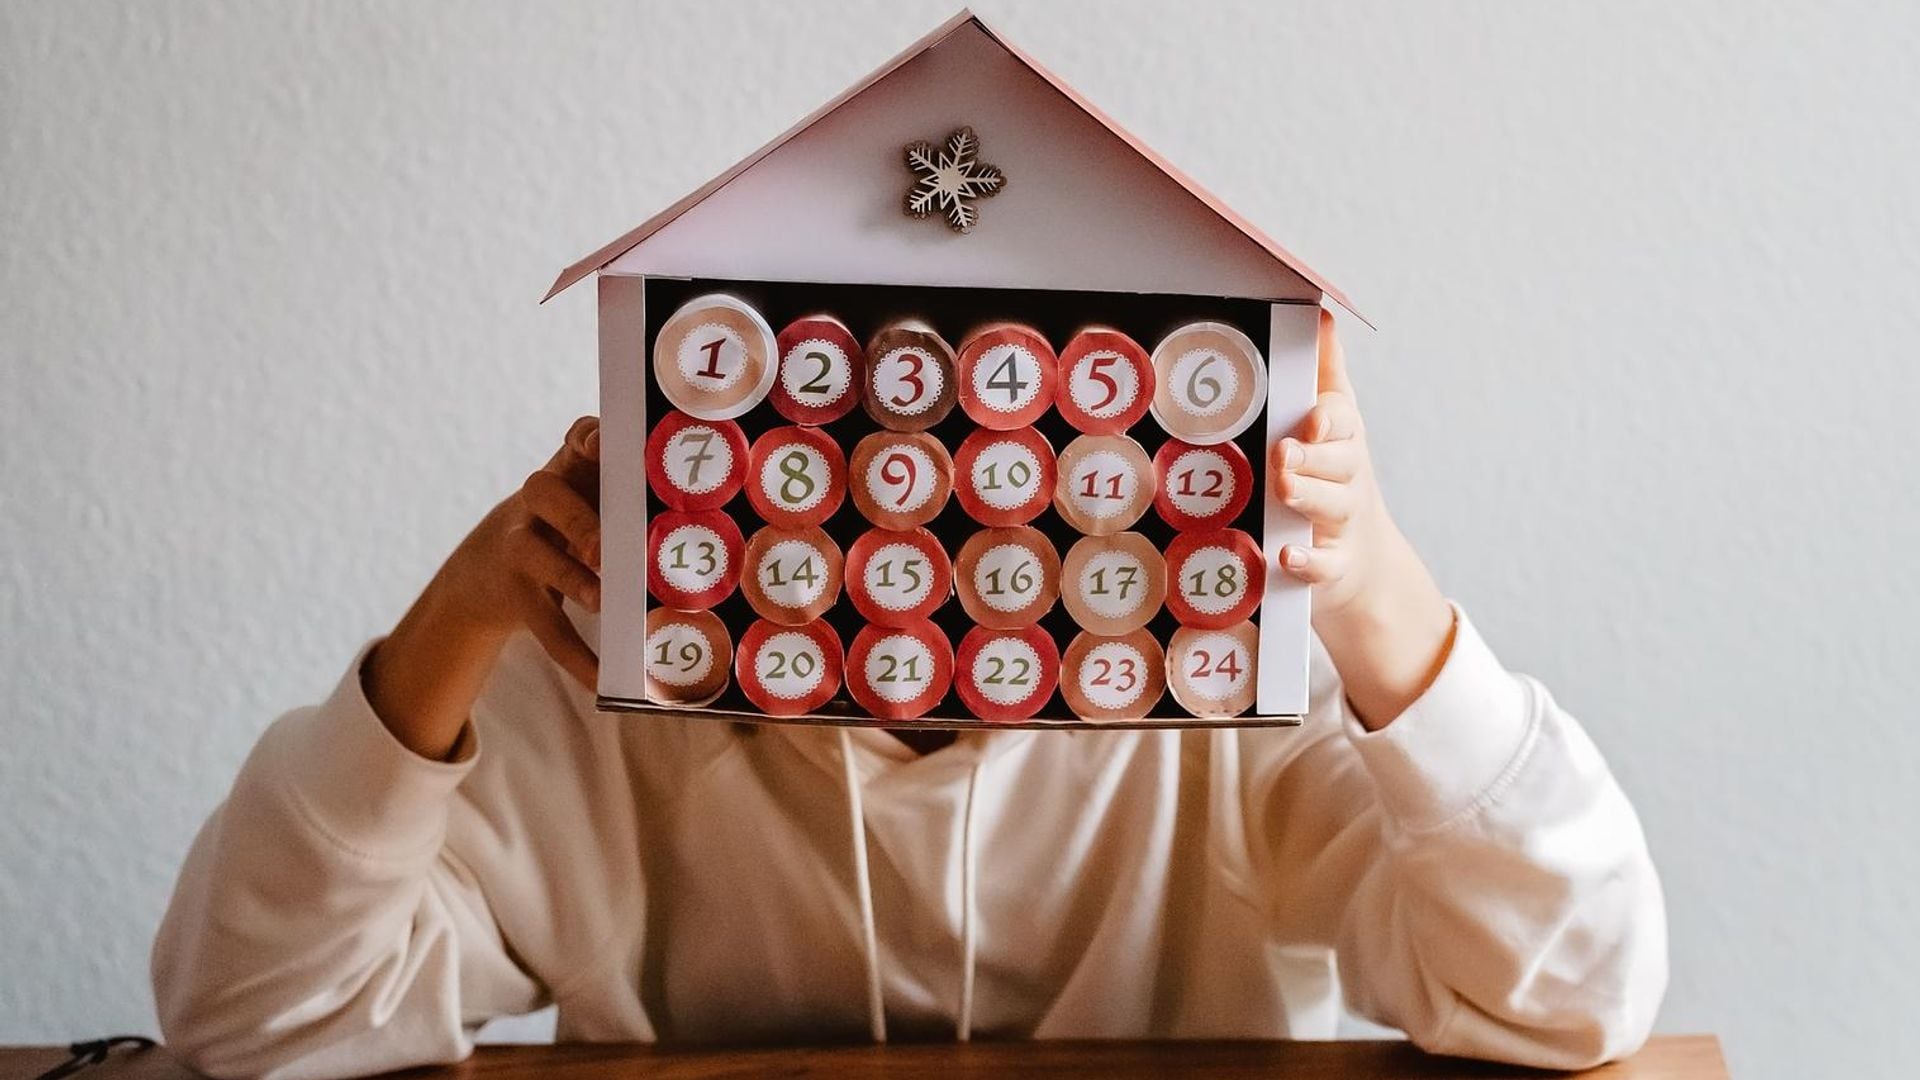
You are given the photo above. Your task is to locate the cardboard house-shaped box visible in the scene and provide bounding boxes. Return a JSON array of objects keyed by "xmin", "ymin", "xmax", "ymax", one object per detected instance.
[{"xmin": 544, "ymin": 9, "xmax": 1364, "ymax": 730}]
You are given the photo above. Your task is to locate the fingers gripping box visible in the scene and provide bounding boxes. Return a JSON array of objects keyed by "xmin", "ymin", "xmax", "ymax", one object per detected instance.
[{"xmin": 546, "ymin": 10, "xmax": 1366, "ymax": 730}]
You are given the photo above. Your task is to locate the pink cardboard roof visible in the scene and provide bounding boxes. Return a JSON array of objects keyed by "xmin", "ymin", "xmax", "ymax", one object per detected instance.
[{"xmin": 543, "ymin": 8, "xmax": 1365, "ymax": 325}]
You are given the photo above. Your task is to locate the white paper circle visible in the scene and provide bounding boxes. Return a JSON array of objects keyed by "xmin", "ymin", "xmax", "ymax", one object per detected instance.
[
  {"xmin": 663, "ymin": 425, "xmax": 734, "ymax": 495},
  {"xmin": 973, "ymin": 543, "xmax": 1042, "ymax": 614},
  {"xmin": 1177, "ymin": 545, "xmax": 1248, "ymax": 616},
  {"xmin": 676, "ymin": 322, "xmax": 749, "ymax": 392},
  {"xmin": 864, "ymin": 635, "xmax": 937, "ymax": 703},
  {"xmin": 656, "ymin": 524, "xmax": 729, "ymax": 594},
  {"xmin": 756, "ymin": 539, "xmax": 829, "ymax": 610},
  {"xmin": 759, "ymin": 443, "xmax": 831, "ymax": 514},
  {"xmin": 755, "ymin": 630, "xmax": 828, "ymax": 700},
  {"xmin": 970, "ymin": 441, "xmax": 1043, "ymax": 511},
  {"xmin": 1079, "ymin": 640, "xmax": 1148, "ymax": 711},
  {"xmin": 1076, "ymin": 549, "xmax": 1150, "ymax": 621},
  {"xmin": 1064, "ymin": 449, "xmax": 1142, "ymax": 523},
  {"xmin": 864, "ymin": 444, "xmax": 938, "ymax": 514},
  {"xmin": 781, "ymin": 337, "xmax": 853, "ymax": 407},
  {"xmin": 862, "ymin": 541, "xmax": 936, "ymax": 612},
  {"xmin": 872, "ymin": 347, "xmax": 945, "ymax": 416},
  {"xmin": 1068, "ymin": 350, "xmax": 1141, "ymax": 419},
  {"xmin": 970, "ymin": 343, "xmax": 1044, "ymax": 414},
  {"xmin": 970, "ymin": 637, "xmax": 1044, "ymax": 706},
  {"xmin": 1177, "ymin": 630, "xmax": 1251, "ymax": 702},
  {"xmin": 1164, "ymin": 446, "xmax": 1237, "ymax": 521},
  {"xmin": 645, "ymin": 622, "xmax": 715, "ymax": 687}
]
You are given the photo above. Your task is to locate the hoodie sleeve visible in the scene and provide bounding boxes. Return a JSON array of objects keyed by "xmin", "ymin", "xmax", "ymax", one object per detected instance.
[
  {"xmin": 151, "ymin": 644, "xmax": 546, "ymax": 1080},
  {"xmin": 1246, "ymin": 605, "xmax": 1668, "ymax": 1069}
]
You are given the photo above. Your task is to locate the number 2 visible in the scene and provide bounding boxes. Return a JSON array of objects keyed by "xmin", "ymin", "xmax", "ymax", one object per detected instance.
[
  {"xmin": 1189, "ymin": 649, "xmax": 1243, "ymax": 680},
  {"xmin": 797, "ymin": 351, "xmax": 834, "ymax": 396},
  {"xmin": 1089, "ymin": 656, "xmax": 1138, "ymax": 694},
  {"xmin": 876, "ymin": 653, "xmax": 923, "ymax": 684},
  {"xmin": 983, "ymin": 655, "xmax": 1033, "ymax": 686}
]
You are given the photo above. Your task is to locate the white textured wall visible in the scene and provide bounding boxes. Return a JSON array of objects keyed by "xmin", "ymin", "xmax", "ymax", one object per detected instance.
[{"xmin": 3, "ymin": 2, "xmax": 1915, "ymax": 1076}]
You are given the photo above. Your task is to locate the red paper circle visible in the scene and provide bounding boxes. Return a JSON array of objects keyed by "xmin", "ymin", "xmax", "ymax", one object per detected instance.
[
  {"xmin": 646, "ymin": 411, "xmax": 749, "ymax": 512},
  {"xmin": 746, "ymin": 425, "xmax": 847, "ymax": 528},
  {"xmin": 955, "ymin": 624, "xmax": 1060, "ymax": 723},
  {"xmin": 1152, "ymin": 439, "xmax": 1254, "ymax": 531},
  {"xmin": 772, "ymin": 315, "xmax": 864, "ymax": 425},
  {"xmin": 845, "ymin": 526, "xmax": 952, "ymax": 627},
  {"xmin": 1055, "ymin": 328, "xmax": 1154, "ymax": 435},
  {"xmin": 1163, "ymin": 528, "xmax": 1265, "ymax": 629},
  {"xmin": 953, "ymin": 427, "xmax": 1056, "ymax": 527},
  {"xmin": 646, "ymin": 509, "xmax": 744, "ymax": 611},
  {"xmin": 956, "ymin": 323, "xmax": 1058, "ymax": 430},
  {"xmin": 736, "ymin": 618, "xmax": 845, "ymax": 717},
  {"xmin": 847, "ymin": 620, "xmax": 955, "ymax": 721}
]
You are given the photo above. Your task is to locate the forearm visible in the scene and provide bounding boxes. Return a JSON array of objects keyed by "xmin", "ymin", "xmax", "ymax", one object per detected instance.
[
  {"xmin": 1334, "ymin": 652, "xmax": 1668, "ymax": 1067},
  {"xmin": 154, "ymin": 657, "xmax": 486, "ymax": 1076},
  {"xmin": 365, "ymin": 548, "xmax": 513, "ymax": 760},
  {"xmin": 1312, "ymin": 525, "xmax": 1456, "ymax": 731}
]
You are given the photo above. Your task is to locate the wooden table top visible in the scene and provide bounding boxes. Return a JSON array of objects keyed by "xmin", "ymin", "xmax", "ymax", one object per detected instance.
[{"xmin": 0, "ymin": 1035, "xmax": 1728, "ymax": 1079}]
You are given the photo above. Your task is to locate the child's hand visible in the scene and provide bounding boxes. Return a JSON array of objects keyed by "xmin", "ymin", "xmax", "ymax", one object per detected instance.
[
  {"xmin": 450, "ymin": 417, "xmax": 604, "ymax": 687},
  {"xmin": 1269, "ymin": 311, "xmax": 1397, "ymax": 619},
  {"xmin": 365, "ymin": 417, "xmax": 603, "ymax": 759},
  {"xmin": 1269, "ymin": 312, "xmax": 1454, "ymax": 728}
]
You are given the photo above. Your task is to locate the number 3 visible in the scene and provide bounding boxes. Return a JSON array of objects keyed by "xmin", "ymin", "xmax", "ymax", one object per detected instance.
[{"xmin": 888, "ymin": 353, "xmax": 926, "ymax": 408}]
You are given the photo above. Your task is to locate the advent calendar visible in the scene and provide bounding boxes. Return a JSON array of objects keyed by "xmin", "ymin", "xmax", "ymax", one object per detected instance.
[{"xmin": 543, "ymin": 10, "xmax": 1366, "ymax": 729}]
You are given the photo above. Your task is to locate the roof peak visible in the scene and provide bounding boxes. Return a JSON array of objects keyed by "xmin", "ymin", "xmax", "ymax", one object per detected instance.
[{"xmin": 543, "ymin": 8, "xmax": 1364, "ymax": 326}]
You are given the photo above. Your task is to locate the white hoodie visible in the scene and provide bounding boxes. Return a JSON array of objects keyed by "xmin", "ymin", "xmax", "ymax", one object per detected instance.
[{"xmin": 152, "ymin": 606, "xmax": 1666, "ymax": 1079}]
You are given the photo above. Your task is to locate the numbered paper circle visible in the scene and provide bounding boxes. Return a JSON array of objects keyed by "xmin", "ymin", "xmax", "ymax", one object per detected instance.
[
  {"xmin": 1056, "ymin": 328, "xmax": 1154, "ymax": 435},
  {"xmin": 1059, "ymin": 531, "xmax": 1168, "ymax": 636},
  {"xmin": 653, "ymin": 294, "xmax": 778, "ymax": 421},
  {"xmin": 1164, "ymin": 527, "xmax": 1265, "ymax": 629},
  {"xmin": 741, "ymin": 524, "xmax": 843, "ymax": 625},
  {"xmin": 737, "ymin": 618, "xmax": 844, "ymax": 716},
  {"xmin": 953, "ymin": 427, "xmax": 1055, "ymax": 527},
  {"xmin": 862, "ymin": 322, "xmax": 957, "ymax": 432},
  {"xmin": 773, "ymin": 315, "xmax": 863, "ymax": 425},
  {"xmin": 746, "ymin": 425, "xmax": 846, "ymax": 528},
  {"xmin": 1152, "ymin": 439, "xmax": 1254, "ymax": 531},
  {"xmin": 849, "ymin": 431, "xmax": 953, "ymax": 530},
  {"xmin": 847, "ymin": 620, "xmax": 955, "ymax": 721},
  {"xmin": 1167, "ymin": 621, "xmax": 1259, "ymax": 719},
  {"xmin": 645, "ymin": 411, "xmax": 748, "ymax": 512},
  {"xmin": 954, "ymin": 525, "xmax": 1060, "ymax": 629},
  {"xmin": 645, "ymin": 509, "xmax": 743, "ymax": 611},
  {"xmin": 955, "ymin": 624, "xmax": 1061, "ymax": 723},
  {"xmin": 846, "ymin": 526, "xmax": 952, "ymax": 627},
  {"xmin": 1148, "ymin": 321, "xmax": 1268, "ymax": 445},
  {"xmin": 1061, "ymin": 628, "xmax": 1166, "ymax": 723},
  {"xmin": 1054, "ymin": 434, "xmax": 1155, "ymax": 535},
  {"xmin": 957, "ymin": 324, "xmax": 1058, "ymax": 430},
  {"xmin": 643, "ymin": 607, "xmax": 732, "ymax": 706}
]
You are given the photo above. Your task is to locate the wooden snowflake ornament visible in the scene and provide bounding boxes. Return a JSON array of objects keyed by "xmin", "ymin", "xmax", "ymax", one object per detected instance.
[{"xmin": 904, "ymin": 126, "xmax": 1006, "ymax": 233}]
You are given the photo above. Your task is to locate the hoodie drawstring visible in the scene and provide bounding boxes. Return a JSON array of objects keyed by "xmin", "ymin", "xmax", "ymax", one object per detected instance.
[
  {"xmin": 956, "ymin": 749, "xmax": 986, "ymax": 1042},
  {"xmin": 839, "ymin": 729, "xmax": 996, "ymax": 1045},
  {"xmin": 839, "ymin": 729, "xmax": 887, "ymax": 1043}
]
